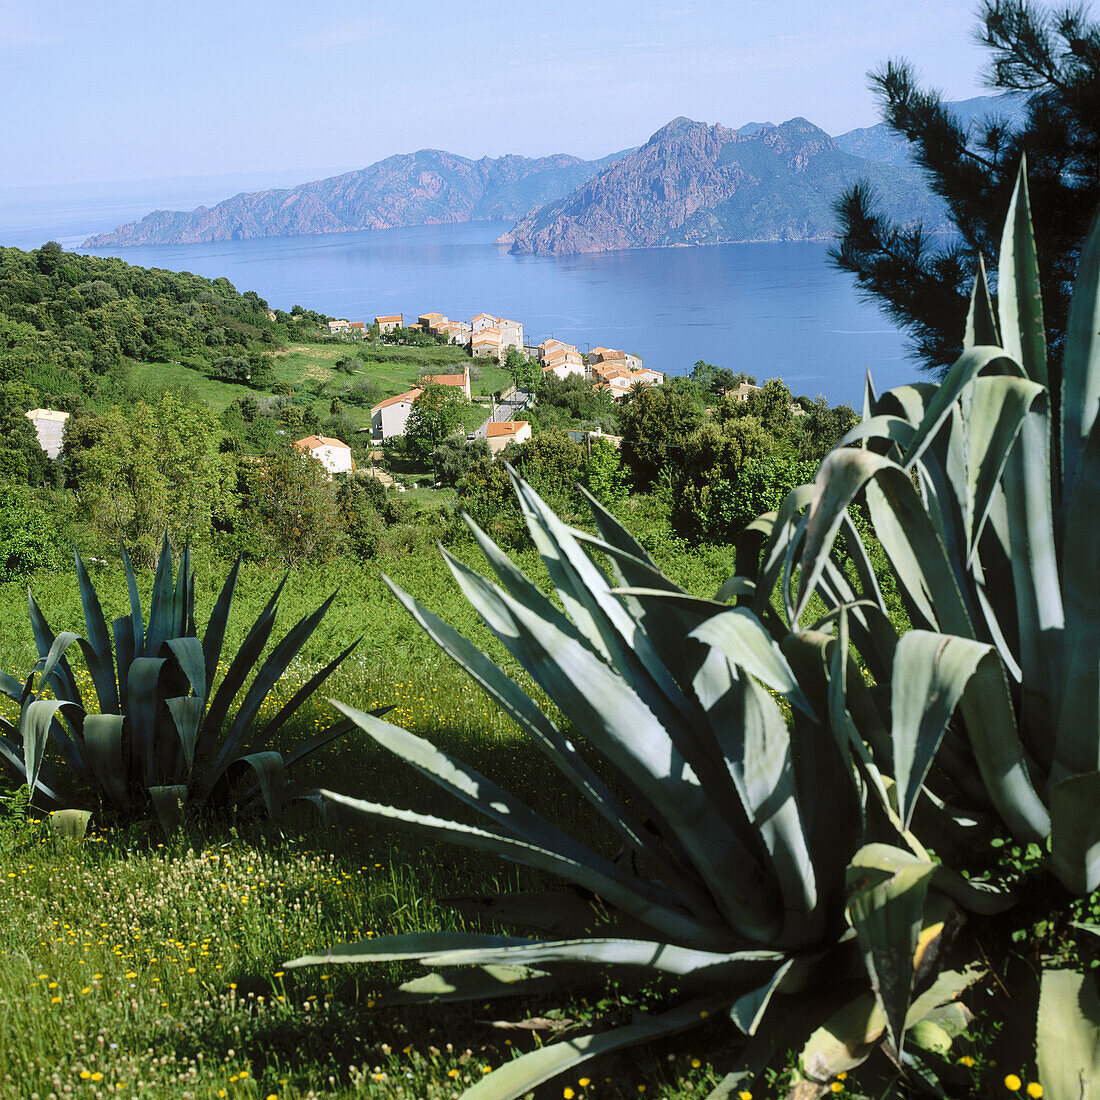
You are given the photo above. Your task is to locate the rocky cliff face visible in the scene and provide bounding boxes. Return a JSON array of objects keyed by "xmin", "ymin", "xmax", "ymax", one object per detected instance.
[
  {"xmin": 503, "ymin": 116, "xmax": 949, "ymax": 255},
  {"xmin": 82, "ymin": 150, "xmax": 628, "ymax": 247}
]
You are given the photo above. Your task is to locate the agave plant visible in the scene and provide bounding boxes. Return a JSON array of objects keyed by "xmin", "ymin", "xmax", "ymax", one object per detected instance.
[
  {"xmin": 285, "ymin": 478, "xmax": 986, "ymax": 1097},
  {"xmin": 736, "ymin": 163, "xmax": 1100, "ymax": 1091},
  {"xmin": 0, "ymin": 534, "xmax": 360, "ymax": 830}
]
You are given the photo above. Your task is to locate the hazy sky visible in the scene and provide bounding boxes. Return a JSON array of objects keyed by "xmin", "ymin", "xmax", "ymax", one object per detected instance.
[{"xmin": 3, "ymin": 0, "xmax": 1035, "ymax": 190}]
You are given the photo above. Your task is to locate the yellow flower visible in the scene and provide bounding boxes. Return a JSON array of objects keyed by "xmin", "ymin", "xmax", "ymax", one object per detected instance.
[
  {"xmin": 90, "ymin": 1073, "xmax": 102, "ymax": 1082},
  {"xmin": 51, "ymin": 996, "xmax": 61, "ymax": 1004},
  {"xmin": 739, "ymin": 1092, "xmax": 753, "ymax": 1100},
  {"xmin": 564, "ymin": 1090, "xmax": 575, "ymax": 1099},
  {"xmin": 959, "ymin": 1056, "xmax": 977, "ymax": 1067},
  {"xmin": 448, "ymin": 1069, "xmax": 460, "ymax": 1078},
  {"xmin": 1005, "ymin": 1076, "xmax": 1022, "ymax": 1093},
  {"xmin": 831, "ymin": 1084, "xmax": 844, "ymax": 1094},
  {"xmin": 80, "ymin": 986, "xmax": 91, "ymax": 995},
  {"xmin": 579, "ymin": 1080, "xmax": 590, "ymax": 1088},
  {"xmin": 1027, "ymin": 1086, "xmax": 1043, "ymax": 1098},
  {"xmin": 80, "ymin": 1071, "xmax": 91, "ymax": 1079}
]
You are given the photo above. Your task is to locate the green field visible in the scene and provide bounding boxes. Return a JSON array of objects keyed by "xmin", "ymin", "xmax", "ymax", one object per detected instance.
[{"xmin": 128, "ymin": 341, "xmax": 513, "ymax": 435}]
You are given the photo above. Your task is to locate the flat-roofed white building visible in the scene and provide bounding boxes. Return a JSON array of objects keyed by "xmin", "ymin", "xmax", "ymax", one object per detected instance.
[{"xmin": 25, "ymin": 408, "xmax": 69, "ymax": 459}]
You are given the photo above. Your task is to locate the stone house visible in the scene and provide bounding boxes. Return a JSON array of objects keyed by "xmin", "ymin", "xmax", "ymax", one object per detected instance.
[
  {"xmin": 375, "ymin": 314, "xmax": 403, "ymax": 333},
  {"xmin": 470, "ymin": 328, "xmax": 503, "ymax": 360},
  {"xmin": 421, "ymin": 366, "xmax": 471, "ymax": 399}
]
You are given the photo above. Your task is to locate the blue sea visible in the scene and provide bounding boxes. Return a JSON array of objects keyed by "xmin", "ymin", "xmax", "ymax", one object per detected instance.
[{"xmin": 0, "ymin": 178, "xmax": 918, "ymax": 407}]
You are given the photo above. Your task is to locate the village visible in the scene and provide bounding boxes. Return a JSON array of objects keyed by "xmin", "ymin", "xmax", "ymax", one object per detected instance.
[{"xmin": 327, "ymin": 308, "xmax": 672, "ymax": 457}]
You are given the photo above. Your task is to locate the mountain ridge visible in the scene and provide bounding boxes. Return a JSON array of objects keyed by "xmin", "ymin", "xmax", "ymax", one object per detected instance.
[
  {"xmin": 501, "ymin": 115, "xmax": 950, "ymax": 255},
  {"xmin": 83, "ymin": 149, "xmax": 631, "ymax": 247}
]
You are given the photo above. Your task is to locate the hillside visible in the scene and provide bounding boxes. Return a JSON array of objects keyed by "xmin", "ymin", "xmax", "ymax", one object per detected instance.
[
  {"xmin": 501, "ymin": 115, "xmax": 949, "ymax": 255},
  {"xmin": 83, "ymin": 150, "xmax": 629, "ymax": 247},
  {"xmin": 833, "ymin": 91, "xmax": 1027, "ymax": 167}
]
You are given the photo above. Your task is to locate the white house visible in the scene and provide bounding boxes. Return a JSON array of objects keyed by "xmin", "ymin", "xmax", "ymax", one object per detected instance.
[
  {"xmin": 371, "ymin": 388, "xmax": 424, "ymax": 438},
  {"xmin": 328, "ymin": 320, "xmax": 352, "ymax": 334},
  {"xmin": 542, "ymin": 360, "xmax": 584, "ymax": 382},
  {"xmin": 590, "ymin": 347, "xmax": 644, "ymax": 372},
  {"xmin": 293, "ymin": 434, "xmax": 353, "ymax": 475},
  {"xmin": 485, "ymin": 420, "xmax": 532, "ymax": 455},
  {"xmin": 25, "ymin": 408, "xmax": 69, "ymax": 459}
]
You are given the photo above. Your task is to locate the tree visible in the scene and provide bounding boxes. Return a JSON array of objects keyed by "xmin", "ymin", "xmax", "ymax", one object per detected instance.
[
  {"xmin": 617, "ymin": 384, "xmax": 705, "ymax": 490},
  {"xmin": 62, "ymin": 393, "xmax": 232, "ymax": 566},
  {"xmin": 405, "ymin": 382, "xmax": 464, "ymax": 462},
  {"xmin": 833, "ymin": 1, "xmax": 1100, "ymax": 376},
  {"xmin": 505, "ymin": 347, "xmax": 540, "ymax": 391},
  {"xmin": 432, "ymin": 435, "xmax": 491, "ymax": 487}
]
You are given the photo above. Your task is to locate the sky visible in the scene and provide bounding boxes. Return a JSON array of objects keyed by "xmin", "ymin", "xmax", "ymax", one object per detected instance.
[{"xmin": 1, "ymin": 0, "xmax": 1036, "ymax": 192}]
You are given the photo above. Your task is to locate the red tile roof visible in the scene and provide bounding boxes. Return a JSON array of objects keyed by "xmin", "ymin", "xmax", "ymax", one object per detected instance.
[
  {"xmin": 371, "ymin": 388, "xmax": 423, "ymax": 412},
  {"xmin": 294, "ymin": 434, "xmax": 351, "ymax": 450},
  {"xmin": 375, "ymin": 314, "xmax": 402, "ymax": 324},
  {"xmin": 486, "ymin": 420, "xmax": 529, "ymax": 438}
]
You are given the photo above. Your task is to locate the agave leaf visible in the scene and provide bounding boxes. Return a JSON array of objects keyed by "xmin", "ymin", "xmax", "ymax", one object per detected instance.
[
  {"xmin": 890, "ymin": 632, "xmax": 993, "ymax": 829},
  {"xmin": 26, "ymin": 591, "xmax": 82, "ymax": 707},
  {"xmin": 412, "ymin": 937, "xmax": 785, "ymax": 981},
  {"xmin": 754, "ymin": 484, "xmax": 815, "ymax": 623},
  {"xmin": 165, "ymin": 637, "xmax": 206, "ymax": 701},
  {"xmin": 901, "ymin": 345, "xmax": 1026, "ymax": 474},
  {"xmin": 965, "ymin": 254, "xmax": 1001, "ymax": 350},
  {"xmin": 249, "ymin": 636, "xmax": 358, "ymax": 752},
  {"xmin": 796, "ymin": 993, "xmax": 885, "ymax": 1087},
  {"xmin": 201, "ymin": 556, "xmax": 241, "ymax": 705},
  {"xmin": 381, "ymin": 574, "xmax": 688, "ymax": 887},
  {"xmin": 715, "ymin": 575, "xmax": 757, "ymax": 603},
  {"xmin": 73, "ymin": 550, "xmax": 119, "ymax": 713},
  {"xmin": 329, "ymin": 700, "xmax": 689, "ymax": 914},
  {"xmin": 998, "ymin": 158, "xmax": 1047, "ymax": 388},
  {"xmin": 199, "ymin": 579, "xmax": 283, "ymax": 759},
  {"xmin": 148, "ymin": 784, "xmax": 187, "ymax": 836},
  {"xmin": 1050, "ymin": 773, "xmax": 1100, "ymax": 894},
  {"xmin": 440, "ymin": 548, "xmax": 774, "ymax": 942},
  {"xmin": 838, "ymin": 414, "xmax": 918, "ymax": 452},
  {"xmin": 379, "ymin": 965, "xmax": 564, "ymax": 1006},
  {"xmin": 232, "ymin": 751, "xmax": 286, "ymax": 817},
  {"xmin": 958, "ymin": 377, "xmax": 1046, "ymax": 564},
  {"xmin": 847, "ymin": 847, "xmax": 936, "ymax": 1058},
  {"xmin": 1036, "ymin": 969, "xmax": 1100, "ymax": 1099},
  {"xmin": 21, "ymin": 699, "xmax": 80, "ymax": 803},
  {"xmin": 1062, "ymin": 206, "xmax": 1100, "ymax": 510},
  {"xmin": 47, "ymin": 809, "xmax": 91, "ymax": 839},
  {"xmin": 690, "ymin": 608, "xmax": 812, "ymax": 715},
  {"xmin": 578, "ymin": 483, "xmax": 659, "ymax": 567},
  {"xmin": 143, "ymin": 534, "xmax": 178, "ymax": 657},
  {"xmin": 0, "ymin": 729, "xmax": 64, "ymax": 805},
  {"xmin": 729, "ymin": 959, "xmax": 795, "ymax": 1035},
  {"xmin": 1003, "ymin": 406, "xmax": 1064, "ymax": 745},
  {"xmin": 444, "ymin": 889, "xmax": 653, "ymax": 939},
  {"xmin": 316, "ymin": 790, "xmax": 738, "ymax": 950},
  {"xmin": 127, "ymin": 657, "xmax": 166, "ymax": 788},
  {"xmin": 119, "ymin": 543, "xmax": 145, "ymax": 659},
  {"xmin": 111, "ymin": 615, "xmax": 136, "ymax": 709},
  {"xmin": 83, "ymin": 714, "xmax": 127, "ymax": 807},
  {"xmin": 166, "ymin": 697, "xmax": 203, "ymax": 771},
  {"xmin": 1054, "ymin": 414, "xmax": 1100, "ymax": 778},
  {"xmin": 457, "ymin": 994, "xmax": 728, "ymax": 1100},
  {"xmin": 219, "ymin": 591, "xmax": 338, "ymax": 767},
  {"xmin": 287, "ymin": 932, "xmax": 535, "ymax": 968}
]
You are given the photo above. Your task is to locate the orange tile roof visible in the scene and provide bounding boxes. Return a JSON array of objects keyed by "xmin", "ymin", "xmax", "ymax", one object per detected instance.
[
  {"xmin": 348, "ymin": 321, "xmax": 366, "ymax": 329},
  {"xmin": 472, "ymin": 328, "xmax": 502, "ymax": 341},
  {"xmin": 422, "ymin": 372, "xmax": 468, "ymax": 386},
  {"xmin": 472, "ymin": 312, "xmax": 497, "ymax": 322},
  {"xmin": 294, "ymin": 434, "xmax": 351, "ymax": 450},
  {"xmin": 375, "ymin": 314, "xmax": 402, "ymax": 324},
  {"xmin": 371, "ymin": 388, "xmax": 423, "ymax": 412},
  {"xmin": 486, "ymin": 420, "xmax": 529, "ymax": 438}
]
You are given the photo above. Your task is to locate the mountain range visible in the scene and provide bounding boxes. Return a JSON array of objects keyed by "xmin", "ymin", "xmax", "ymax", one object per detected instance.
[
  {"xmin": 500, "ymin": 115, "xmax": 947, "ymax": 255},
  {"xmin": 83, "ymin": 95, "xmax": 1026, "ymax": 254}
]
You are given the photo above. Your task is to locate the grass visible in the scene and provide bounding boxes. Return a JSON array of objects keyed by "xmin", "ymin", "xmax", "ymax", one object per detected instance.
[
  {"xmin": 0, "ymin": 504, "xmax": 752, "ymax": 1099},
  {"xmin": 128, "ymin": 341, "xmax": 512, "ymax": 437}
]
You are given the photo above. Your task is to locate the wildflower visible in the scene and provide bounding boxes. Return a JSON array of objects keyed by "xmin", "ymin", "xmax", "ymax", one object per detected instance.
[
  {"xmin": 1005, "ymin": 1076, "xmax": 1022, "ymax": 1093},
  {"xmin": 1027, "ymin": 1086, "xmax": 1043, "ymax": 1098},
  {"xmin": 564, "ymin": 1090, "xmax": 575, "ymax": 1099},
  {"xmin": 831, "ymin": 1085, "xmax": 844, "ymax": 1094},
  {"xmin": 959, "ymin": 1056, "xmax": 977, "ymax": 1067},
  {"xmin": 579, "ymin": 1079, "xmax": 590, "ymax": 1088}
]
